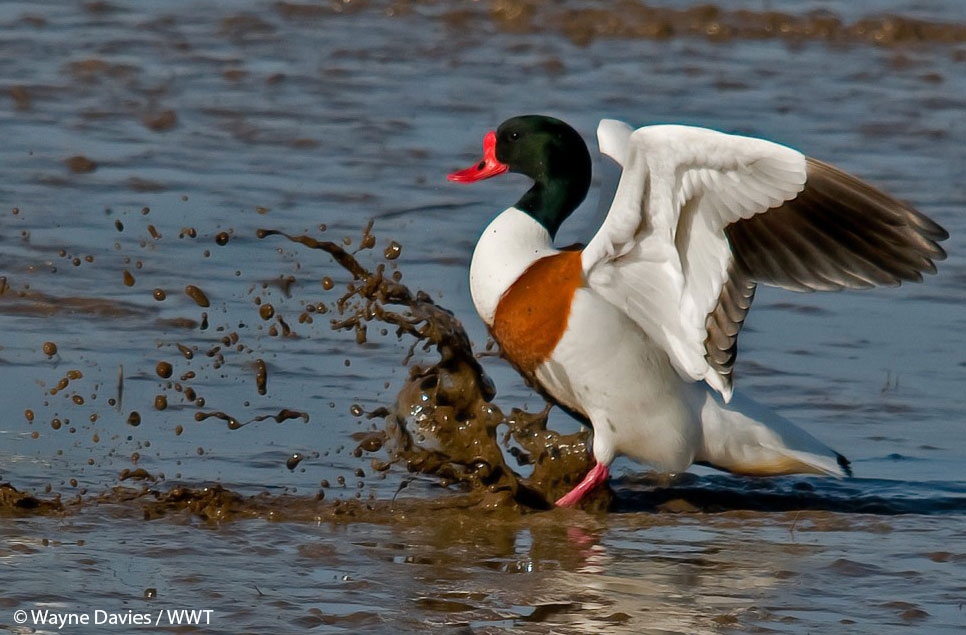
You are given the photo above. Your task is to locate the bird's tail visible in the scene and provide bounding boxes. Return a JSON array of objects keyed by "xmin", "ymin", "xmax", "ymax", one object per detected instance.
[{"xmin": 694, "ymin": 390, "xmax": 851, "ymax": 478}]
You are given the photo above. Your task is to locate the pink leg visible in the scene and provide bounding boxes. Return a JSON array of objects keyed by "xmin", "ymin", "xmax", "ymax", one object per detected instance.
[{"xmin": 555, "ymin": 462, "xmax": 610, "ymax": 508}]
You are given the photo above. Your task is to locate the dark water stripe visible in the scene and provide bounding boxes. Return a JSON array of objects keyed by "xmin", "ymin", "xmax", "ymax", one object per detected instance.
[{"xmin": 611, "ymin": 473, "xmax": 966, "ymax": 515}]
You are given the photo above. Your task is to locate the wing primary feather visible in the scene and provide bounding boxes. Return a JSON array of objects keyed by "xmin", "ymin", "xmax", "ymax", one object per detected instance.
[
  {"xmin": 726, "ymin": 157, "xmax": 947, "ymax": 293},
  {"xmin": 789, "ymin": 186, "xmax": 930, "ymax": 283},
  {"xmin": 734, "ymin": 206, "xmax": 885, "ymax": 290},
  {"xmin": 706, "ymin": 156, "xmax": 946, "ymax": 391}
]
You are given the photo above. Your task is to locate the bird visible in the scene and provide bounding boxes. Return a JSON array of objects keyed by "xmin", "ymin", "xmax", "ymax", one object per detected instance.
[{"xmin": 447, "ymin": 115, "xmax": 947, "ymax": 508}]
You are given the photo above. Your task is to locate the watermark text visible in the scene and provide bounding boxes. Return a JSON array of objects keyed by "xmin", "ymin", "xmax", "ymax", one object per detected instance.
[{"xmin": 13, "ymin": 608, "xmax": 214, "ymax": 629}]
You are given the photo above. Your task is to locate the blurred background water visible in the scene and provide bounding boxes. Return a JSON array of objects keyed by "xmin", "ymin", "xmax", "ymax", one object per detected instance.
[{"xmin": 1, "ymin": 1, "xmax": 965, "ymax": 633}]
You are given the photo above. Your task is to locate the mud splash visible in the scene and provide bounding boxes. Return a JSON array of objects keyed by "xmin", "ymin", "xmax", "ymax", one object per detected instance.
[
  {"xmin": 257, "ymin": 223, "xmax": 600, "ymax": 512},
  {"xmin": 1, "ymin": 217, "xmax": 599, "ymax": 519}
]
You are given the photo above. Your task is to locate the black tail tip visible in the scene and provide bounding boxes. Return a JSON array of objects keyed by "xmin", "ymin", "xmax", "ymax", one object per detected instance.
[{"xmin": 837, "ymin": 453, "xmax": 853, "ymax": 477}]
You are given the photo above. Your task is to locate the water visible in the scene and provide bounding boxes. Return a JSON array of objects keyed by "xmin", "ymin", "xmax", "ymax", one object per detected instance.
[{"xmin": 1, "ymin": 1, "xmax": 965, "ymax": 633}]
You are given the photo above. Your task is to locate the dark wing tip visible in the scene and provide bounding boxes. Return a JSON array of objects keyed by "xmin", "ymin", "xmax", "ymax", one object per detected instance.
[
  {"xmin": 706, "ymin": 157, "xmax": 946, "ymax": 391},
  {"xmin": 726, "ymin": 157, "xmax": 948, "ymax": 292}
]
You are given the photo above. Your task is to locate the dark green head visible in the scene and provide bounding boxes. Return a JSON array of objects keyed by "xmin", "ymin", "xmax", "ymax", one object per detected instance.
[{"xmin": 449, "ymin": 115, "xmax": 592, "ymax": 238}]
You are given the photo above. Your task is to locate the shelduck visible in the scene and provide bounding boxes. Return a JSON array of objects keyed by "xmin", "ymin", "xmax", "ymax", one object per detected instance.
[{"xmin": 448, "ymin": 115, "xmax": 947, "ymax": 508}]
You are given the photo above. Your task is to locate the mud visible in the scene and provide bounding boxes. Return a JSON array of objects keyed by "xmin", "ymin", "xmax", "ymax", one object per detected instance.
[
  {"xmin": 258, "ymin": 225, "xmax": 603, "ymax": 512},
  {"xmin": 0, "ymin": 483, "xmax": 64, "ymax": 516},
  {"xmin": 481, "ymin": 1, "xmax": 966, "ymax": 47},
  {"xmin": 264, "ymin": 0, "xmax": 966, "ymax": 49}
]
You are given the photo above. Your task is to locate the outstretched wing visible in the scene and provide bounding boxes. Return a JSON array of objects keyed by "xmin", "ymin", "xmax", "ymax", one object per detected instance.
[{"xmin": 583, "ymin": 120, "xmax": 947, "ymax": 401}]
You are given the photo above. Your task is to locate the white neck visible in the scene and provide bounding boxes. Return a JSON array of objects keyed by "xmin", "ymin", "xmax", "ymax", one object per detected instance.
[{"xmin": 469, "ymin": 207, "xmax": 556, "ymax": 325}]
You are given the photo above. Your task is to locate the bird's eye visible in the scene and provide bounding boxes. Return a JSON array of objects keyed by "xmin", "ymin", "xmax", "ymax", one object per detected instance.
[{"xmin": 509, "ymin": 132, "xmax": 521, "ymax": 141}]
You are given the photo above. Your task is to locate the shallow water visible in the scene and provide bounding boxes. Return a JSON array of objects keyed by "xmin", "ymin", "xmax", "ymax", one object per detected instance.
[{"xmin": 1, "ymin": 1, "xmax": 966, "ymax": 633}]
